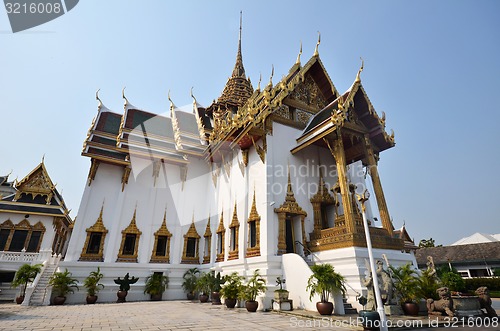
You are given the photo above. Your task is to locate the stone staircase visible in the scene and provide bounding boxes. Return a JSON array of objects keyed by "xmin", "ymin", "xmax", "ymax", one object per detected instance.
[
  {"xmin": 29, "ymin": 263, "xmax": 58, "ymax": 306},
  {"xmin": 343, "ymin": 297, "xmax": 358, "ymax": 314}
]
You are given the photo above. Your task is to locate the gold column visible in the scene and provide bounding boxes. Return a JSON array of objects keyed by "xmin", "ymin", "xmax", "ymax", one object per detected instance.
[
  {"xmin": 300, "ymin": 215, "xmax": 307, "ymax": 255},
  {"xmin": 364, "ymin": 136, "xmax": 393, "ymax": 236},
  {"xmin": 332, "ymin": 137, "xmax": 357, "ymax": 234},
  {"xmin": 277, "ymin": 212, "xmax": 286, "ymax": 255},
  {"xmin": 311, "ymin": 201, "xmax": 322, "ymax": 233}
]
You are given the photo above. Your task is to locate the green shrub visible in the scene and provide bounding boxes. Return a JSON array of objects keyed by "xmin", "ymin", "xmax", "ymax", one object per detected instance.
[
  {"xmin": 440, "ymin": 271, "xmax": 465, "ymax": 292},
  {"xmin": 464, "ymin": 277, "xmax": 500, "ymax": 292}
]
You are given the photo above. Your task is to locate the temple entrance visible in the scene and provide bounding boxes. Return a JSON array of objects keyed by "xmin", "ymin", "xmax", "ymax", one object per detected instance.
[{"xmin": 285, "ymin": 217, "xmax": 295, "ymax": 253}]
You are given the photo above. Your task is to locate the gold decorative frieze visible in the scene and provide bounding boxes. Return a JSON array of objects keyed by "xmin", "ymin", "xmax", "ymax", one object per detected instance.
[
  {"xmin": 241, "ymin": 149, "xmax": 249, "ymax": 167},
  {"xmin": 121, "ymin": 166, "xmax": 131, "ymax": 192}
]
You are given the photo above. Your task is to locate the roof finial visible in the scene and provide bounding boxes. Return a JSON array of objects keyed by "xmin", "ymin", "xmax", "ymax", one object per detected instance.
[
  {"xmin": 257, "ymin": 72, "xmax": 262, "ymax": 90},
  {"xmin": 41, "ymin": 154, "xmax": 45, "ymax": 164},
  {"xmin": 231, "ymin": 11, "xmax": 245, "ymax": 78},
  {"xmin": 269, "ymin": 65, "xmax": 274, "ymax": 85},
  {"xmin": 355, "ymin": 57, "xmax": 364, "ymax": 83},
  {"xmin": 96, "ymin": 89, "xmax": 102, "ymax": 110},
  {"xmin": 122, "ymin": 87, "xmax": 128, "ymax": 106},
  {"xmin": 190, "ymin": 87, "xmax": 197, "ymax": 104},
  {"xmin": 313, "ymin": 31, "xmax": 321, "ymax": 57},
  {"xmin": 168, "ymin": 90, "xmax": 175, "ymax": 116},
  {"xmin": 296, "ymin": 41, "xmax": 302, "ymax": 65}
]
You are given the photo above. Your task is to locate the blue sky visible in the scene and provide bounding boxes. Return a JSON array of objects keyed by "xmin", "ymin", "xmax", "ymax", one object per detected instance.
[{"xmin": 1, "ymin": 1, "xmax": 499, "ymax": 245}]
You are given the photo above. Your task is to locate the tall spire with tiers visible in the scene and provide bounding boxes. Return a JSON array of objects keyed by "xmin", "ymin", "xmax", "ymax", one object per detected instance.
[{"xmin": 208, "ymin": 11, "xmax": 253, "ymax": 117}]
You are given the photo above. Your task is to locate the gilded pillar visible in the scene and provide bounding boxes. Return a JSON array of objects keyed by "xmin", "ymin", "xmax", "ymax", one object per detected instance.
[
  {"xmin": 311, "ymin": 201, "xmax": 322, "ymax": 233},
  {"xmin": 300, "ymin": 215, "xmax": 307, "ymax": 255},
  {"xmin": 333, "ymin": 137, "xmax": 357, "ymax": 234},
  {"xmin": 277, "ymin": 212, "xmax": 286, "ymax": 255},
  {"xmin": 364, "ymin": 135, "xmax": 393, "ymax": 236}
]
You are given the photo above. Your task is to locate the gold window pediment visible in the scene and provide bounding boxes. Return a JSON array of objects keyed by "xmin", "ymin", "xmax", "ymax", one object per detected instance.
[
  {"xmin": 228, "ymin": 204, "xmax": 239, "ymax": 261},
  {"xmin": 181, "ymin": 218, "xmax": 200, "ymax": 264},
  {"xmin": 150, "ymin": 210, "xmax": 172, "ymax": 263},
  {"xmin": 117, "ymin": 208, "xmax": 142, "ymax": 262},
  {"xmin": 246, "ymin": 191, "xmax": 261, "ymax": 258},
  {"xmin": 80, "ymin": 205, "xmax": 108, "ymax": 262},
  {"xmin": 216, "ymin": 212, "xmax": 225, "ymax": 262}
]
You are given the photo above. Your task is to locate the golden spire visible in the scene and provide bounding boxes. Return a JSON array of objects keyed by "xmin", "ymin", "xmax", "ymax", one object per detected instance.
[
  {"xmin": 313, "ymin": 31, "xmax": 321, "ymax": 57},
  {"xmin": 96, "ymin": 89, "xmax": 102, "ymax": 110},
  {"xmin": 122, "ymin": 87, "xmax": 128, "ymax": 107},
  {"xmin": 248, "ymin": 188, "xmax": 261, "ymax": 221},
  {"xmin": 296, "ymin": 41, "xmax": 302, "ymax": 65},
  {"xmin": 257, "ymin": 73, "xmax": 262, "ymax": 90},
  {"xmin": 97, "ymin": 200, "xmax": 105, "ymax": 224},
  {"xmin": 131, "ymin": 204, "xmax": 137, "ymax": 225},
  {"xmin": 190, "ymin": 87, "xmax": 197, "ymax": 112},
  {"xmin": 162, "ymin": 207, "xmax": 167, "ymax": 226},
  {"xmin": 285, "ymin": 165, "xmax": 296, "ymax": 203},
  {"xmin": 355, "ymin": 57, "xmax": 364, "ymax": 83},
  {"xmin": 268, "ymin": 65, "xmax": 274, "ymax": 86},
  {"xmin": 232, "ymin": 11, "xmax": 245, "ymax": 78}
]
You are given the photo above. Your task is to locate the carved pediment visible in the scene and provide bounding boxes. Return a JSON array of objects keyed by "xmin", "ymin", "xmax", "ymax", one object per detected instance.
[{"xmin": 288, "ymin": 74, "xmax": 327, "ymax": 110}]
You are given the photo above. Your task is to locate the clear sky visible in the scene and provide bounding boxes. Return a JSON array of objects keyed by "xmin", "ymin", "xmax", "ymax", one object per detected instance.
[{"xmin": 1, "ymin": 1, "xmax": 499, "ymax": 246}]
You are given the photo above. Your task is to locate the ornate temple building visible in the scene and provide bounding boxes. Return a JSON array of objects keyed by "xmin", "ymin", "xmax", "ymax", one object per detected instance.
[
  {"xmin": 0, "ymin": 163, "xmax": 73, "ymax": 299},
  {"xmin": 60, "ymin": 21, "xmax": 417, "ymax": 309}
]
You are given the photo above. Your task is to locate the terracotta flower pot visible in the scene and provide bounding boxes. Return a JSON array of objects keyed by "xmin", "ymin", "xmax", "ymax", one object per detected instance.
[
  {"xmin": 402, "ymin": 302, "xmax": 419, "ymax": 316},
  {"xmin": 199, "ymin": 294, "xmax": 209, "ymax": 303},
  {"xmin": 245, "ymin": 300, "xmax": 259, "ymax": 312},
  {"xmin": 187, "ymin": 292, "xmax": 195, "ymax": 300},
  {"xmin": 225, "ymin": 298, "xmax": 237, "ymax": 308},
  {"xmin": 117, "ymin": 290, "xmax": 128, "ymax": 303},
  {"xmin": 86, "ymin": 295, "xmax": 98, "ymax": 304},
  {"xmin": 211, "ymin": 291, "xmax": 221, "ymax": 305},
  {"xmin": 16, "ymin": 296, "xmax": 24, "ymax": 304},
  {"xmin": 150, "ymin": 294, "xmax": 162, "ymax": 301},
  {"xmin": 316, "ymin": 301, "xmax": 334, "ymax": 315},
  {"xmin": 53, "ymin": 296, "xmax": 66, "ymax": 305}
]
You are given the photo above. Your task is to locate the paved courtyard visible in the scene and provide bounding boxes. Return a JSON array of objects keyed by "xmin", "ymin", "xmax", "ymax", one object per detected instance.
[
  {"xmin": 0, "ymin": 301, "xmax": 361, "ymax": 331},
  {"xmin": 1, "ymin": 300, "xmax": 499, "ymax": 331}
]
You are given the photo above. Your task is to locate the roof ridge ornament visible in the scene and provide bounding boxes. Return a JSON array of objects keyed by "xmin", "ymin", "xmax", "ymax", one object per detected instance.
[
  {"xmin": 355, "ymin": 57, "xmax": 364, "ymax": 83},
  {"xmin": 268, "ymin": 65, "xmax": 274, "ymax": 86},
  {"xmin": 122, "ymin": 87, "xmax": 128, "ymax": 107},
  {"xmin": 313, "ymin": 31, "xmax": 321, "ymax": 57},
  {"xmin": 296, "ymin": 41, "xmax": 303, "ymax": 65},
  {"xmin": 96, "ymin": 89, "xmax": 102, "ymax": 110}
]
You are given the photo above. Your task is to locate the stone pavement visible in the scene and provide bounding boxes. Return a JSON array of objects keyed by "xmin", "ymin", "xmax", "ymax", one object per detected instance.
[
  {"xmin": 0, "ymin": 301, "xmax": 362, "ymax": 331},
  {"xmin": 1, "ymin": 300, "xmax": 499, "ymax": 331}
]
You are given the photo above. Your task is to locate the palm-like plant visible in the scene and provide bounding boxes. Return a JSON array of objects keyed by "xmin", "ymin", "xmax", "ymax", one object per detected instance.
[
  {"xmin": 220, "ymin": 272, "xmax": 244, "ymax": 300},
  {"xmin": 144, "ymin": 273, "xmax": 169, "ymax": 298},
  {"xmin": 306, "ymin": 264, "xmax": 346, "ymax": 303},
  {"xmin": 182, "ymin": 267, "xmax": 199, "ymax": 298},
  {"xmin": 195, "ymin": 272, "xmax": 212, "ymax": 296},
  {"xmin": 83, "ymin": 267, "xmax": 104, "ymax": 297},
  {"xmin": 241, "ymin": 269, "xmax": 266, "ymax": 302},
  {"xmin": 389, "ymin": 263, "xmax": 420, "ymax": 303},
  {"xmin": 49, "ymin": 269, "xmax": 79, "ymax": 297},
  {"xmin": 11, "ymin": 263, "xmax": 43, "ymax": 298}
]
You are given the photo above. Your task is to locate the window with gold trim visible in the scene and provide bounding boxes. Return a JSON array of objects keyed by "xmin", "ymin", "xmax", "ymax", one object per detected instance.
[
  {"xmin": 203, "ymin": 217, "xmax": 211, "ymax": 264},
  {"xmin": 80, "ymin": 205, "xmax": 108, "ymax": 261},
  {"xmin": 181, "ymin": 219, "xmax": 200, "ymax": 264},
  {"xmin": 150, "ymin": 211, "xmax": 172, "ymax": 263},
  {"xmin": 0, "ymin": 219, "xmax": 46, "ymax": 252},
  {"xmin": 117, "ymin": 209, "xmax": 142, "ymax": 262},
  {"xmin": 215, "ymin": 212, "xmax": 225, "ymax": 262},
  {"xmin": 228, "ymin": 204, "xmax": 239, "ymax": 261},
  {"xmin": 246, "ymin": 191, "xmax": 261, "ymax": 258}
]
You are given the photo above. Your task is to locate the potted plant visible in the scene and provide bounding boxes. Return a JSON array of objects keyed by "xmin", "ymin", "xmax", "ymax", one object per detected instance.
[
  {"xmin": 11, "ymin": 263, "xmax": 43, "ymax": 304},
  {"xmin": 210, "ymin": 271, "xmax": 223, "ymax": 305},
  {"xmin": 182, "ymin": 268, "xmax": 199, "ymax": 300},
  {"xmin": 306, "ymin": 263, "xmax": 346, "ymax": 315},
  {"xmin": 274, "ymin": 277, "xmax": 289, "ymax": 301},
  {"xmin": 83, "ymin": 267, "xmax": 104, "ymax": 304},
  {"xmin": 144, "ymin": 272, "xmax": 169, "ymax": 301},
  {"xmin": 389, "ymin": 263, "xmax": 421, "ymax": 316},
  {"xmin": 48, "ymin": 268, "xmax": 79, "ymax": 305},
  {"xmin": 219, "ymin": 272, "xmax": 244, "ymax": 308},
  {"xmin": 241, "ymin": 269, "xmax": 266, "ymax": 312},
  {"xmin": 195, "ymin": 272, "xmax": 211, "ymax": 302},
  {"xmin": 114, "ymin": 273, "xmax": 139, "ymax": 303}
]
